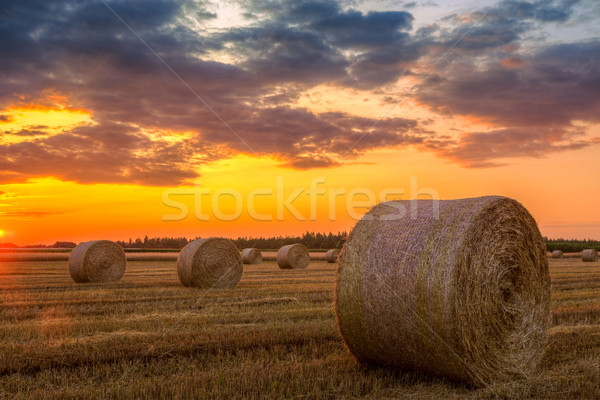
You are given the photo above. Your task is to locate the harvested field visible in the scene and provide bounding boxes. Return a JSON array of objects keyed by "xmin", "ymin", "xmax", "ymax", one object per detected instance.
[
  {"xmin": 0, "ymin": 258, "xmax": 599, "ymax": 399},
  {"xmin": 0, "ymin": 251, "xmax": 330, "ymax": 263}
]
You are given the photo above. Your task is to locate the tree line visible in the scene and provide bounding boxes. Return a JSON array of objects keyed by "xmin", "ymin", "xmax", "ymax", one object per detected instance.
[
  {"xmin": 3, "ymin": 235, "xmax": 598, "ymax": 252},
  {"xmin": 112, "ymin": 232, "xmax": 348, "ymax": 250},
  {"xmin": 544, "ymin": 238, "xmax": 600, "ymax": 253}
]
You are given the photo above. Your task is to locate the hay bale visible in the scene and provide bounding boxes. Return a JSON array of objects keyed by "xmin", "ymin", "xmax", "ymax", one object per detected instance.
[
  {"xmin": 177, "ymin": 238, "xmax": 243, "ymax": 288},
  {"xmin": 241, "ymin": 248, "xmax": 262, "ymax": 264},
  {"xmin": 277, "ymin": 244, "xmax": 309, "ymax": 269},
  {"xmin": 335, "ymin": 196, "xmax": 550, "ymax": 386},
  {"xmin": 582, "ymin": 249, "xmax": 598, "ymax": 262},
  {"xmin": 68, "ymin": 240, "xmax": 126, "ymax": 283},
  {"xmin": 325, "ymin": 249, "xmax": 340, "ymax": 263},
  {"xmin": 552, "ymin": 250, "xmax": 563, "ymax": 259}
]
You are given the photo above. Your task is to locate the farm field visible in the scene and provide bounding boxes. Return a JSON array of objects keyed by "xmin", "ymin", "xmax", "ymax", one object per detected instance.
[{"xmin": 0, "ymin": 258, "xmax": 599, "ymax": 399}]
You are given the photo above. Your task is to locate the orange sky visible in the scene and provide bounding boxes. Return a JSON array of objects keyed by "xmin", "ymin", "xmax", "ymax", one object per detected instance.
[
  {"xmin": 1, "ymin": 0, "xmax": 599, "ymax": 245},
  {"xmin": 1, "ymin": 102, "xmax": 598, "ymax": 245}
]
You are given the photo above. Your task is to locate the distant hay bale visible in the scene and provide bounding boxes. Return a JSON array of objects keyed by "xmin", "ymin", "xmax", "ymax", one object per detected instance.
[
  {"xmin": 582, "ymin": 249, "xmax": 598, "ymax": 262},
  {"xmin": 335, "ymin": 196, "xmax": 550, "ymax": 386},
  {"xmin": 241, "ymin": 248, "xmax": 262, "ymax": 264},
  {"xmin": 68, "ymin": 240, "xmax": 126, "ymax": 283},
  {"xmin": 552, "ymin": 250, "xmax": 564, "ymax": 259},
  {"xmin": 177, "ymin": 238, "xmax": 243, "ymax": 288},
  {"xmin": 277, "ymin": 244, "xmax": 309, "ymax": 269},
  {"xmin": 325, "ymin": 249, "xmax": 340, "ymax": 263}
]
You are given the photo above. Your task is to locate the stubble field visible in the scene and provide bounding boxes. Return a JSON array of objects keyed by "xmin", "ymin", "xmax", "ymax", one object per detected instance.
[{"xmin": 0, "ymin": 258, "xmax": 599, "ymax": 399}]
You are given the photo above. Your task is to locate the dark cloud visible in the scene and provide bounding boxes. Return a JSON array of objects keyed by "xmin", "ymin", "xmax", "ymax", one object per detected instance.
[
  {"xmin": 0, "ymin": 0, "xmax": 429, "ymax": 185},
  {"xmin": 4, "ymin": 129, "xmax": 47, "ymax": 136},
  {"xmin": 424, "ymin": 127, "xmax": 589, "ymax": 167},
  {"xmin": 417, "ymin": 40, "xmax": 600, "ymax": 127},
  {"xmin": 414, "ymin": 4, "xmax": 600, "ymax": 166},
  {"xmin": 0, "ymin": 121, "xmax": 226, "ymax": 185},
  {"xmin": 221, "ymin": 0, "xmax": 421, "ymax": 88},
  {"xmin": 440, "ymin": 0, "xmax": 580, "ymax": 51},
  {"xmin": 0, "ymin": 115, "xmax": 14, "ymax": 122},
  {"xmin": 0, "ymin": 0, "xmax": 596, "ymax": 184}
]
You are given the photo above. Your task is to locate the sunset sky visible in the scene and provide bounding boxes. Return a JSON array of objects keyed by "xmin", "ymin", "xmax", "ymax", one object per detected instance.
[{"xmin": 1, "ymin": 0, "xmax": 599, "ymax": 245}]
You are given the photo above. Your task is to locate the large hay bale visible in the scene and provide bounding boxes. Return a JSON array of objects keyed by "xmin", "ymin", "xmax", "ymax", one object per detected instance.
[
  {"xmin": 335, "ymin": 196, "xmax": 550, "ymax": 386},
  {"xmin": 241, "ymin": 248, "xmax": 262, "ymax": 264},
  {"xmin": 68, "ymin": 240, "xmax": 126, "ymax": 283},
  {"xmin": 582, "ymin": 249, "xmax": 598, "ymax": 262},
  {"xmin": 551, "ymin": 250, "xmax": 563, "ymax": 259},
  {"xmin": 177, "ymin": 238, "xmax": 242, "ymax": 288},
  {"xmin": 277, "ymin": 244, "xmax": 309, "ymax": 269},
  {"xmin": 325, "ymin": 249, "xmax": 340, "ymax": 263}
]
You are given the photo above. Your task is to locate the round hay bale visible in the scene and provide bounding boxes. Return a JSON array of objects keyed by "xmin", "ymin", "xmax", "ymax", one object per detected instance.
[
  {"xmin": 325, "ymin": 249, "xmax": 340, "ymax": 263},
  {"xmin": 177, "ymin": 238, "xmax": 242, "ymax": 288},
  {"xmin": 582, "ymin": 249, "xmax": 598, "ymax": 262},
  {"xmin": 241, "ymin": 248, "xmax": 262, "ymax": 264},
  {"xmin": 277, "ymin": 244, "xmax": 309, "ymax": 269},
  {"xmin": 68, "ymin": 240, "xmax": 126, "ymax": 283},
  {"xmin": 335, "ymin": 196, "xmax": 550, "ymax": 386},
  {"xmin": 551, "ymin": 250, "xmax": 563, "ymax": 259}
]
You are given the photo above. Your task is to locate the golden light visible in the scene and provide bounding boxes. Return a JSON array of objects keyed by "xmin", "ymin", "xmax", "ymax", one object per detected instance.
[
  {"xmin": 0, "ymin": 103, "xmax": 92, "ymax": 144},
  {"xmin": 0, "ymin": 230, "xmax": 5, "ymax": 238}
]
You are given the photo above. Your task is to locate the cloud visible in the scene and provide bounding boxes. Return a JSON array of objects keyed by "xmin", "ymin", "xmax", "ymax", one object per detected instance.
[
  {"xmin": 0, "ymin": 122, "xmax": 218, "ymax": 185},
  {"xmin": 219, "ymin": 0, "xmax": 422, "ymax": 88},
  {"xmin": 4, "ymin": 129, "xmax": 48, "ymax": 136},
  {"xmin": 439, "ymin": 0, "xmax": 580, "ymax": 51},
  {"xmin": 414, "ymin": 3, "xmax": 600, "ymax": 166},
  {"xmin": 417, "ymin": 40, "xmax": 600, "ymax": 127},
  {"xmin": 424, "ymin": 127, "xmax": 589, "ymax": 167},
  {"xmin": 0, "ymin": 0, "xmax": 431, "ymax": 184},
  {"xmin": 0, "ymin": 0, "xmax": 596, "ymax": 183}
]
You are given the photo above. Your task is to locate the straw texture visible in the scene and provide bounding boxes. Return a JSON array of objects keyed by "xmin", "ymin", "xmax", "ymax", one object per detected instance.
[
  {"xmin": 326, "ymin": 249, "xmax": 340, "ymax": 263},
  {"xmin": 552, "ymin": 250, "xmax": 563, "ymax": 259},
  {"xmin": 241, "ymin": 248, "xmax": 262, "ymax": 264},
  {"xmin": 582, "ymin": 249, "xmax": 598, "ymax": 262},
  {"xmin": 335, "ymin": 196, "xmax": 550, "ymax": 386},
  {"xmin": 177, "ymin": 238, "xmax": 243, "ymax": 288},
  {"xmin": 277, "ymin": 244, "xmax": 309, "ymax": 269},
  {"xmin": 68, "ymin": 240, "xmax": 126, "ymax": 283}
]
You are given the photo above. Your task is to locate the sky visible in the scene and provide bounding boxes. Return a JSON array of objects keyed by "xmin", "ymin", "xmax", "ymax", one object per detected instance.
[{"xmin": 0, "ymin": 0, "xmax": 599, "ymax": 245}]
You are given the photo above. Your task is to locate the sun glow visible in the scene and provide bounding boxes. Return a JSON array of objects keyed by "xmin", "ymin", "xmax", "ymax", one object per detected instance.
[{"xmin": 0, "ymin": 103, "xmax": 93, "ymax": 144}]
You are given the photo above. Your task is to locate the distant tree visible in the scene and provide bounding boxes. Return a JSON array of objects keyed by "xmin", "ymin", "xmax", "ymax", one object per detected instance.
[
  {"xmin": 51, "ymin": 241, "xmax": 77, "ymax": 248},
  {"xmin": 545, "ymin": 238, "xmax": 600, "ymax": 253}
]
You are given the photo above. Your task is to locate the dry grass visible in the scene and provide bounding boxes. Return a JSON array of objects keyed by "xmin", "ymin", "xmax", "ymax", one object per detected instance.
[{"xmin": 0, "ymin": 257, "xmax": 599, "ymax": 399}]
